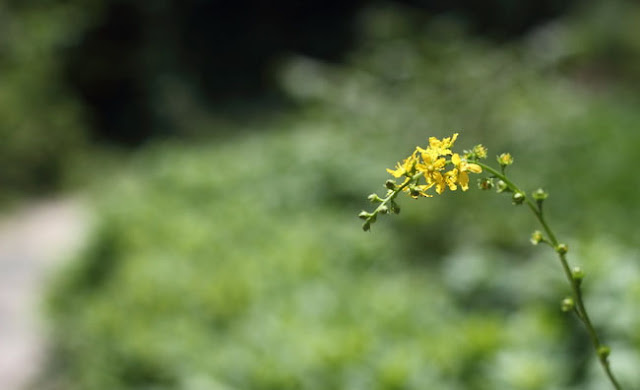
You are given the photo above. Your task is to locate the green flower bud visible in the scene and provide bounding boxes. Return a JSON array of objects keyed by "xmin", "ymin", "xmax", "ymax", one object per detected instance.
[
  {"xmin": 561, "ymin": 297, "xmax": 574, "ymax": 312},
  {"xmin": 512, "ymin": 192, "xmax": 525, "ymax": 205},
  {"xmin": 598, "ymin": 345, "xmax": 611, "ymax": 360},
  {"xmin": 368, "ymin": 193, "xmax": 383, "ymax": 203},
  {"xmin": 478, "ymin": 177, "xmax": 494, "ymax": 190},
  {"xmin": 497, "ymin": 153, "xmax": 513, "ymax": 166},
  {"xmin": 390, "ymin": 201, "xmax": 400, "ymax": 214},
  {"xmin": 530, "ymin": 230, "xmax": 544, "ymax": 245},
  {"xmin": 358, "ymin": 211, "xmax": 376, "ymax": 229},
  {"xmin": 385, "ymin": 180, "xmax": 397, "ymax": 190},
  {"xmin": 496, "ymin": 180, "xmax": 510, "ymax": 193},
  {"xmin": 555, "ymin": 243, "xmax": 569, "ymax": 255},
  {"xmin": 358, "ymin": 211, "xmax": 372, "ymax": 220},
  {"xmin": 378, "ymin": 205, "xmax": 389, "ymax": 214},
  {"xmin": 572, "ymin": 266, "xmax": 584, "ymax": 285},
  {"xmin": 532, "ymin": 188, "xmax": 548, "ymax": 201}
]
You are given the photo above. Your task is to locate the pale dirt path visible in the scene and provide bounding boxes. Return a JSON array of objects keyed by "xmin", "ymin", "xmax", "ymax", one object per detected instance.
[{"xmin": 0, "ymin": 198, "xmax": 90, "ymax": 390}]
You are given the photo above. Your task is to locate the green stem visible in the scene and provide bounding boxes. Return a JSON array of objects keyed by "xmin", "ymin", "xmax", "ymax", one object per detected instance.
[
  {"xmin": 476, "ymin": 161, "xmax": 623, "ymax": 390},
  {"xmin": 362, "ymin": 173, "xmax": 422, "ymax": 230}
]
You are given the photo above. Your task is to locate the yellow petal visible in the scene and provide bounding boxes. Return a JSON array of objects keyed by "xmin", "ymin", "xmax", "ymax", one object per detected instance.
[
  {"xmin": 432, "ymin": 172, "xmax": 446, "ymax": 194},
  {"xmin": 459, "ymin": 171, "xmax": 469, "ymax": 191},
  {"xmin": 467, "ymin": 163, "xmax": 482, "ymax": 173},
  {"xmin": 445, "ymin": 169, "xmax": 458, "ymax": 191},
  {"xmin": 445, "ymin": 133, "xmax": 459, "ymax": 148},
  {"xmin": 386, "ymin": 168, "xmax": 401, "ymax": 178}
]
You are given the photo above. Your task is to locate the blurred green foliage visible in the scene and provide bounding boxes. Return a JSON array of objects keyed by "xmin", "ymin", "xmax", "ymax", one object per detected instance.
[
  {"xmin": 0, "ymin": 1, "xmax": 97, "ymax": 202},
  {"xmin": 44, "ymin": 2, "xmax": 640, "ymax": 389}
]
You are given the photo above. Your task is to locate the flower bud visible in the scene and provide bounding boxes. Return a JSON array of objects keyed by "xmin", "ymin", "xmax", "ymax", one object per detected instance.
[
  {"xmin": 478, "ymin": 177, "xmax": 494, "ymax": 190},
  {"xmin": 561, "ymin": 297, "xmax": 575, "ymax": 312},
  {"xmin": 572, "ymin": 266, "xmax": 584, "ymax": 284},
  {"xmin": 555, "ymin": 243, "xmax": 569, "ymax": 255},
  {"xmin": 496, "ymin": 180, "xmax": 510, "ymax": 193},
  {"xmin": 358, "ymin": 211, "xmax": 372, "ymax": 220},
  {"xmin": 512, "ymin": 192, "xmax": 525, "ymax": 205},
  {"xmin": 530, "ymin": 230, "xmax": 544, "ymax": 245},
  {"xmin": 362, "ymin": 221, "xmax": 371, "ymax": 231},
  {"xmin": 385, "ymin": 180, "xmax": 397, "ymax": 190},
  {"xmin": 368, "ymin": 193, "xmax": 383, "ymax": 203},
  {"xmin": 378, "ymin": 205, "xmax": 389, "ymax": 214},
  {"xmin": 532, "ymin": 188, "xmax": 548, "ymax": 201},
  {"xmin": 464, "ymin": 144, "xmax": 488, "ymax": 160},
  {"xmin": 473, "ymin": 144, "xmax": 487, "ymax": 159},
  {"xmin": 497, "ymin": 153, "xmax": 513, "ymax": 166},
  {"xmin": 598, "ymin": 345, "xmax": 611, "ymax": 360}
]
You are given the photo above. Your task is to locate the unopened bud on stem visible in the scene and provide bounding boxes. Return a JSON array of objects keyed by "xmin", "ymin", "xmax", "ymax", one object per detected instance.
[
  {"xmin": 530, "ymin": 230, "xmax": 544, "ymax": 245},
  {"xmin": 368, "ymin": 193, "xmax": 383, "ymax": 203},
  {"xmin": 497, "ymin": 153, "xmax": 513, "ymax": 167},
  {"xmin": 532, "ymin": 188, "xmax": 548, "ymax": 201},
  {"xmin": 572, "ymin": 266, "xmax": 584, "ymax": 285},
  {"xmin": 561, "ymin": 297, "xmax": 575, "ymax": 312},
  {"xmin": 478, "ymin": 177, "xmax": 494, "ymax": 190},
  {"xmin": 512, "ymin": 192, "xmax": 525, "ymax": 205},
  {"xmin": 496, "ymin": 180, "xmax": 510, "ymax": 193},
  {"xmin": 555, "ymin": 243, "xmax": 569, "ymax": 255},
  {"xmin": 598, "ymin": 345, "xmax": 611, "ymax": 360}
]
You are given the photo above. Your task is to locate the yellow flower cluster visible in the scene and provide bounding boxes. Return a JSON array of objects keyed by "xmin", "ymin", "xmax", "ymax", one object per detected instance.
[{"xmin": 386, "ymin": 133, "xmax": 483, "ymax": 198}]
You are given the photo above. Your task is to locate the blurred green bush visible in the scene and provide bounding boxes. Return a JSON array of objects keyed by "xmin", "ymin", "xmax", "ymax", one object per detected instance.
[
  {"xmin": 0, "ymin": 2, "xmax": 97, "ymax": 203},
  {"xmin": 44, "ymin": 2, "xmax": 640, "ymax": 389}
]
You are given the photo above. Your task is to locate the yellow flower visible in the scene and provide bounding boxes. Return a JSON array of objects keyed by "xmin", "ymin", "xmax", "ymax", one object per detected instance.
[
  {"xmin": 416, "ymin": 133, "xmax": 458, "ymax": 161},
  {"xmin": 428, "ymin": 133, "xmax": 458, "ymax": 156},
  {"xmin": 444, "ymin": 168, "xmax": 459, "ymax": 191},
  {"xmin": 385, "ymin": 133, "xmax": 478, "ymax": 197},
  {"xmin": 416, "ymin": 149, "xmax": 448, "ymax": 194},
  {"xmin": 450, "ymin": 153, "xmax": 482, "ymax": 191},
  {"xmin": 387, "ymin": 152, "xmax": 419, "ymax": 178}
]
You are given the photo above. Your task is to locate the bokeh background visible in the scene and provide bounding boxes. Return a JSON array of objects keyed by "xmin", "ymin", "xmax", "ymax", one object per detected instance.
[{"xmin": 1, "ymin": 0, "xmax": 640, "ymax": 389}]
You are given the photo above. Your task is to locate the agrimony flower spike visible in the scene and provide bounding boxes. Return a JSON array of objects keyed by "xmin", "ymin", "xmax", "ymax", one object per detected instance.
[
  {"xmin": 360, "ymin": 133, "xmax": 625, "ymax": 389},
  {"xmin": 359, "ymin": 133, "xmax": 484, "ymax": 231}
]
